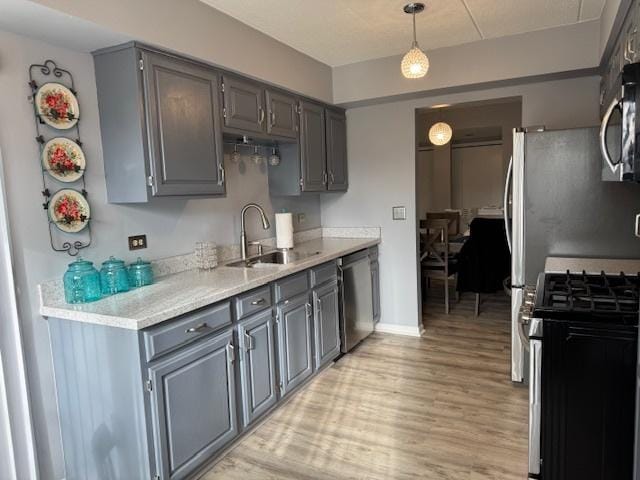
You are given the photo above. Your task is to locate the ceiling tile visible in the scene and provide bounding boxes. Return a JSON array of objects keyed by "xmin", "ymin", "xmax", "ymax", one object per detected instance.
[
  {"xmin": 200, "ymin": 0, "xmax": 607, "ymax": 66},
  {"xmin": 580, "ymin": 0, "xmax": 607, "ymax": 21},
  {"xmin": 201, "ymin": 0, "xmax": 480, "ymax": 66},
  {"xmin": 464, "ymin": 0, "xmax": 584, "ymax": 38}
]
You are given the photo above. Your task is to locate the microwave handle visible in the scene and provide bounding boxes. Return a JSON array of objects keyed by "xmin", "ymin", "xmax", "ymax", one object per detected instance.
[{"xmin": 599, "ymin": 97, "xmax": 622, "ymax": 174}]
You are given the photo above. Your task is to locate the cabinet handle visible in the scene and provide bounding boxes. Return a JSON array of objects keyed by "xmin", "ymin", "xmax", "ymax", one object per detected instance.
[
  {"xmin": 185, "ymin": 322, "xmax": 208, "ymax": 333},
  {"xmin": 323, "ymin": 172, "xmax": 328, "ymax": 185},
  {"xmin": 305, "ymin": 302, "xmax": 312, "ymax": 318},
  {"xmin": 218, "ymin": 163, "xmax": 225, "ymax": 186},
  {"xmin": 244, "ymin": 332, "xmax": 255, "ymax": 351},
  {"xmin": 251, "ymin": 298, "xmax": 266, "ymax": 306},
  {"xmin": 329, "ymin": 171, "xmax": 335, "ymax": 183},
  {"xmin": 226, "ymin": 343, "xmax": 235, "ymax": 363},
  {"xmin": 315, "ymin": 297, "xmax": 322, "ymax": 318},
  {"xmin": 258, "ymin": 107, "xmax": 265, "ymax": 125},
  {"xmin": 270, "ymin": 110, "xmax": 276, "ymax": 127}
]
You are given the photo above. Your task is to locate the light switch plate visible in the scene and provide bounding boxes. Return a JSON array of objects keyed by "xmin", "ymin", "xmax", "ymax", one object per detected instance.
[
  {"xmin": 297, "ymin": 213, "xmax": 306, "ymax": 224},
  {"xmin": 392, "ymin": 206, "xmax": 406, "ymax": 220}
]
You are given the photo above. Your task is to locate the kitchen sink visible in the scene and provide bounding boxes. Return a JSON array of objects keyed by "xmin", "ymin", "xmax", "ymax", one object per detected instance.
[{"xmin": 226, "ymin": 250, "xmax": 321, "ymax": 268}]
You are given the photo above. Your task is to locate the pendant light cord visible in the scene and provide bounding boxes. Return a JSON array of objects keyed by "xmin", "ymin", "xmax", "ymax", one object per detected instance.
[{"xmin": 412, "ymin": 10, "xmax": 418, "ymax": 47}]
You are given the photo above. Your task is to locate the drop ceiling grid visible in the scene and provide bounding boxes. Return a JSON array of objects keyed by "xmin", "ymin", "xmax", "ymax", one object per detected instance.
[{"xmin": 200, "ymin": 0, "xmax": 607, "ymax": 67}]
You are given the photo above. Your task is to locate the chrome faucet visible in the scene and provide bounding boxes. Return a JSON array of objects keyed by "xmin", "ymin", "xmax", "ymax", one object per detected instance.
[{"xmin": 240, "ymin": 203, "xmax": 270, "ymax": 260}]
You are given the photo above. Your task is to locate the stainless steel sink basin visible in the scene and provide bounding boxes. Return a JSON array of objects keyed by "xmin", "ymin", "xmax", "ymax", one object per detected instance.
[{"xmin": 226, "ymin": 250, "xmax": 321, "ymax": 268}]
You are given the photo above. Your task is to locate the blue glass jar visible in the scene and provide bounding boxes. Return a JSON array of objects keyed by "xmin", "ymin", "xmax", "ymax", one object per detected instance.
[
  {"xmin": 128, "ymin": 258, "xmax": 154, "ymax": 288},
  {"xmin": 100, "ymin": 256, "xmax": 130, "ymax": 295},
  {"xmin": 63, "ymin": 258, "xmax": 102, "ymax": 304}
]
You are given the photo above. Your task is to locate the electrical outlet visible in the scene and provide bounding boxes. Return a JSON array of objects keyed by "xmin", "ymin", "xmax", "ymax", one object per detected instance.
[
  {"xmin": 128, "ymin": 234, "xmax": 148, "ymax": 250},
  {"xmin": 297, "ymin": 213, "xmax": 306, "ymax": 224}
]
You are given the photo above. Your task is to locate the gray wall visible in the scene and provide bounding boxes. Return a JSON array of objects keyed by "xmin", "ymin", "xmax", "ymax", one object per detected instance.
[
  {"xmin": 333, "ymin": 21, "xmax": 600, "ymax": 105},
  {"xmin": 321, "ymin": 75, "xmax": 602, "ymax": 332},
  {"xmin": 25, "ymin": 0, "xmax": 333, "ymax": 103},
  {"xmin": 0, "ymin": 28, "xmax": 320, "ymax": 479}
]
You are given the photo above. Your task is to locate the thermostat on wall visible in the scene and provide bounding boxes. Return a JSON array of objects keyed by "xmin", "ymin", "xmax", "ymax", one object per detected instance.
[{"xmin": 392, "ymin": 206, "xmax": 406, "ymax": 220}]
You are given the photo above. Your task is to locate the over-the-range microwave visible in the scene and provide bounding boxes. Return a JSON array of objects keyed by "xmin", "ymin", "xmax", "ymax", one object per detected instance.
[{"xmin": 601, "ymin": 62, "xmax": 640, "ymax": 182}]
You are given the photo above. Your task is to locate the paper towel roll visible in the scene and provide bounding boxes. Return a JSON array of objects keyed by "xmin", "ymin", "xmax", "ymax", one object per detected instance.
[{"xmin": 275, "ymin": 213, "xmax": 294, "ymax": 249}]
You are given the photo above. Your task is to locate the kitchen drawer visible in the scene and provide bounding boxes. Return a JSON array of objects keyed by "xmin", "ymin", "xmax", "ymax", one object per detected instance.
[
  {"xmin": 235, "ymin": 286, "xmax": 271, "ymax": 320},
  {"xmin": 310, "ymin": 262, "xmax": 337, "ymax": 288},
  {"xmin": 143, "ymin": 301, "xmax": 232, "ymax": 362},
  {"xmin": 274, "ymin": 272, "xmax": 309, "ymax": 303}
]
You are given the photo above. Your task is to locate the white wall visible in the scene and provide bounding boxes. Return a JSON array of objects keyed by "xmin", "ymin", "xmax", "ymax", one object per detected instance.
[
  {"xmin": 321, "ymin": 75, "xmax": 601, "ymax": 330},
  {"xmin": 333, "ymin": 21, "xmax": 600, "ymax": 105},
  {"xmin": 0, "ymin": 28, "xmax": 321, "ymax": 479},
  {"xmin": 25, "ymin": 0, "xmax": 333, "ymax": 103}
]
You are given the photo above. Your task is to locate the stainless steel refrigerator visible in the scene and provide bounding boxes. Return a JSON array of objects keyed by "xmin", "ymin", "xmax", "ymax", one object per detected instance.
[{"xmin": 505, "ymin": 126, "xmax": 640, "ymax": 383}]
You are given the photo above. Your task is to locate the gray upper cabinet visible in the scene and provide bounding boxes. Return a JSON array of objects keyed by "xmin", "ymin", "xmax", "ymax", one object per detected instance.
[
  {"xmin": 237, "ymin": 309, "xmax": 278, "ymax": 428},
  {"xmin": 300, "ymin": 101, "xmax": 327, "ymax": 192},
  {"xmin": 222, "ymin": 76, "xmax": 266, "ymax": 134},
  {"xmin": 93, "ymin": 44, "xmax": 225, "ymax": 203},
  {"xmin": 313, "ymin": 281, "xmax": 341, "ymax": 369},
  {"xmin": 325, "ymin": 109, "xmax": 348, "ymax": 191},
  {"xmin": 276, "ymin": 293, "xmax": 314, "ymax": 395},
  {"xmin": 148, "ymin": 329, "xmax": 237, "ymax": 480},
  {"xmin": 266, "ymin": 90, "xmax": 298, "ymax": 139}
]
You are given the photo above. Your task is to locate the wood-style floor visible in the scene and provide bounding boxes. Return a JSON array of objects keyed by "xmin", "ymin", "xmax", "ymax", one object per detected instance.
[{"xmin": 201, "ymin": 289, "xmax": 528, "ymax": 479}]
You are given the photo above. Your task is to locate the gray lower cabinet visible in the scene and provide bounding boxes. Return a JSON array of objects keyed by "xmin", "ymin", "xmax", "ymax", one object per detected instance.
[
  {"xmin": 222, "ymin": 76, "xmax": 265, "ymax": 134},
  {"xmin": 313, "ymin": 281, "xmax": 341, "ymax": 369},
  {"xmin": 93, "ymin": 43, "xmax": 225, "ymax": 203},
  {"xmin": 300, "ymin": 100, "xmax": 328, "ymax": 192},
  {"xmin": 276, "ymin": 293, "xmax": 314, "ymax": 395},
  {"xmin": 148, "ymin": 329, "xmax": 237, "ymax": 480},
  {"xmin": 325, "ymin": 109, "xmax": 348, "ymax": 191},
  {"xmin": 237, "ymin": 309, "xmax": 278, "ymax": 427}
]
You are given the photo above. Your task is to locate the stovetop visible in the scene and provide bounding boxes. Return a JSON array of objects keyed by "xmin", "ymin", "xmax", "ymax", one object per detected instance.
[{"xmin": 532, "ymin": 271, "xmax": 640, "ymax": 325}]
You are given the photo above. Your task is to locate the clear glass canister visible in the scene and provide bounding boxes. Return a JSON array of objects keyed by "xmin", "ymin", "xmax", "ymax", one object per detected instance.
[
  {"xmin": 128, "ymin": 258, "xmax": 154, "ymax": 288},
  {"xmin": 63, "ymin": 257, "xmax": 102, "ymax": 304},
  {"xmin": 100, "ymin": 256, "xmax": 130, "ymax": 295}
]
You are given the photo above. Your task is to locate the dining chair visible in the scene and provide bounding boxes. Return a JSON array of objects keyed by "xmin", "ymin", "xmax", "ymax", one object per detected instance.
[{"xmin": 420, "ymin": 219, "xmax": 459, "ymax": 314}]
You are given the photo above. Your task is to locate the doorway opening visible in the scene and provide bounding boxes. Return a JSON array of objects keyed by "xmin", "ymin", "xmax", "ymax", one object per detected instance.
[{"xmin": 415, "ymin": 97, "xmax": 522, "ymax": 326}]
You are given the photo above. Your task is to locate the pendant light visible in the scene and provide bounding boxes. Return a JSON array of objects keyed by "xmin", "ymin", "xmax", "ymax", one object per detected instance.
[
  {"xmin": 428, "ymin": 109, "xmax": 453, "ymax": 146},
  {"xmin": 401, "ymin": 3, "xmax": 429, "ymax": 79}
]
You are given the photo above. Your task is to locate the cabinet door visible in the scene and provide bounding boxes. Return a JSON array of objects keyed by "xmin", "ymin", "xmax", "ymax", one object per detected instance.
[
  {"xmin": 148, "ymin": 330, "xmax": 237, "ymax": 480},
  {"xmin": 142, "ymin": 51, "xmax": 225, "ymax": 197},
  {"xmin": 222, "ymin": 76, "xmax": 265, "ymax": 133},
  {"xmin": 313, "ymin": 282, "xmax": 341, "ymax": 369},
  {"xmin": 266, "ymin": 90, "xmax": 298, "ymax": 139},
  {"xmin": 325, "ymin": 109, "xmax": 348, "ymax": 191},
  {"xmin": 276, "ymin": 294, "xmax": 313, "ymax": 395},
  {"xmin": 238, "ymin": 309, "xmax": 278, "ymax": 428},
  {"xmin": 371, "ymin": 260, "xmax": 380, "ymax": 322},
  {"xmin": 299, "ymin": 101, "xmax": 327, "ymax": 192}
]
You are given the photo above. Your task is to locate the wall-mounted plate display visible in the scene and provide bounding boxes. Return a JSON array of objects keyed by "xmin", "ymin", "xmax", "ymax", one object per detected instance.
[
  {"xmin": 35, "ymin": 82, "xmax": 79, "ymax": 130},
  {"xmin": 41, "ymin": 137, "xmax": 85, "ymax": 182},
  {"xmin": 48, "ymin": 189, "xmax": 90, "ymax": 233}
]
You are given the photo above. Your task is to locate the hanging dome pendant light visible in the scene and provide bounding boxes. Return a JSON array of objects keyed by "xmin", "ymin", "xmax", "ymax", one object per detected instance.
[
  {"xmin": 429, "ymin": 108, "xmax": 453, "ymax": 146},
  {"xmin": 401, "ymin": 3, "xmax": 429, "ymax": 79}
]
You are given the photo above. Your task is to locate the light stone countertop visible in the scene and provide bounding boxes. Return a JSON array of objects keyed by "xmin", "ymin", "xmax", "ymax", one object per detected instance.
[{"xmin": 39, "ymin": 236, "xmax": 380, "ymax": 330}]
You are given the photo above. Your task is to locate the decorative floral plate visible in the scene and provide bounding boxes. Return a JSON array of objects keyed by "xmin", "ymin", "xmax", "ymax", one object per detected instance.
[
  {"xmin": 41, "ymin": 137, "xmax": 85, "ymax": 183},
  {"xmin": 34, "ymin": 82, "xmax": 79, "ymax": 130},
  {"xmin": 48, "ymin": 189, "xmax": 90, "ymax": 233}
]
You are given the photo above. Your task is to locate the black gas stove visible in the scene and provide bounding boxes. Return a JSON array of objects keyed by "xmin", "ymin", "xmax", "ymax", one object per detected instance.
[
  {"xmin": 532, "ymin": 271, "xmax": 640, "ymax": 324},
  {"xmin": 527, "ymin": 270, "xmax": 639, "ymax": 480}
]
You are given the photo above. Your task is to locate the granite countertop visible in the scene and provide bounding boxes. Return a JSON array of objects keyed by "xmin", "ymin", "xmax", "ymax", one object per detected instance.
[{"xmin": 39, "ymin": 236, "xmax": 379, "ymax": 330}]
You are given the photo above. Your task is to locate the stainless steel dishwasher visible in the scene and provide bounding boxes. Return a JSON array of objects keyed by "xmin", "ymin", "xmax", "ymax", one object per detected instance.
[{"xmin": 338, "ymin": 249, "xmax": 374, "ymax": 353}]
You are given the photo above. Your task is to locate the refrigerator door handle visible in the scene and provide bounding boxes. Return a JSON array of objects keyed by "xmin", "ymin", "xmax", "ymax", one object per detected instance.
[
  {"xmin": 599, "ymin": 96, "xmax": 623, "ymax": 174},
  {"xmin": 503, "ymin": 155, "xmax": 513, "ymax": 253}
]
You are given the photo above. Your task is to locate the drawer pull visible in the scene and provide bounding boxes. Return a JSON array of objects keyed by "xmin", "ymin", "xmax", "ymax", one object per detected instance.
[
  {"xmin": 185, "ymin": 323, "xmax": 208, "ymax": 333},
  {"xmin": 250, "ymin": 298, "xmax": 266, "ymax": 306}
]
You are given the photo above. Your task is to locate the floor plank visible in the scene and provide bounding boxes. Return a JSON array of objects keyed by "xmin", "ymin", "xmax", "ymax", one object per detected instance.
[{"xmin": 201, "ymin": 289, "xmax": 528, "ymax": 479}]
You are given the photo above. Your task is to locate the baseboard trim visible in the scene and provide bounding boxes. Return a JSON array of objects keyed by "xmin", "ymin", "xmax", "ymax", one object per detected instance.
[{"xmin": 374, "ymin": 322, "xmax": 424, "ymax": 337}]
